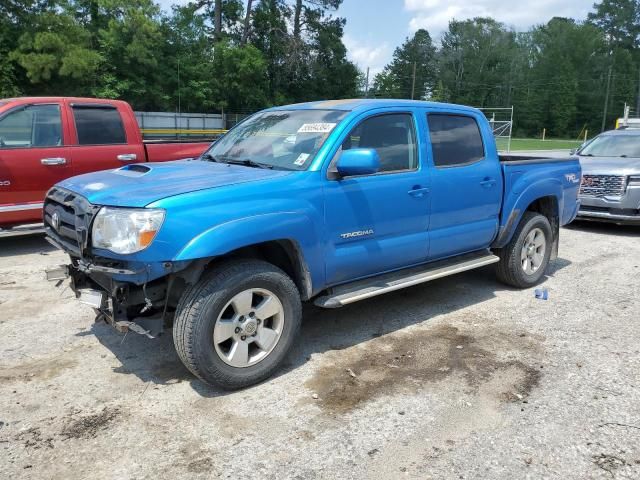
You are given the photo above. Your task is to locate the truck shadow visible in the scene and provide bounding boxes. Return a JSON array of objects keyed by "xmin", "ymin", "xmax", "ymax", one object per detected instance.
[
  {"xmin": 564, "ymin": 220, "xmax": 640, "ymax": 238},
  {"xmin": 87, "ymin": 259, "xmax": 572, "ymax": 397},
  {"xmin": 0, "ymin": 234, "xmax": 56, "ymax": 258}
]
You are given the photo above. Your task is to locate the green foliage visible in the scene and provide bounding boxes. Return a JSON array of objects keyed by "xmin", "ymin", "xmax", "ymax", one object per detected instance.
[
  {"xmin": 437, "ymin": 18, "xmax": 517, "ymax": 106},
  {"xmin": 211, "ymin": 41, "xmax": 268, "ymax": 111},
  {"xmin": 372, "ymin": 29, "xmax": 437, "ymax": 100},
  {"xmin": 0, "ymin": 0, "xmax": 357, "ymax": 112},
  {"xmin": 11, "ymin": 12, "xmax": 102, "ymax": 92},
  {"xmin": 588, "ymin": 0, "xmax": 640, "ymax": 49}
]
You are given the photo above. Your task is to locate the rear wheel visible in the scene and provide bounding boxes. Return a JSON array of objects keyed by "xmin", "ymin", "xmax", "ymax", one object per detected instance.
[
  {"xmin": 173, "ymin": 259, "xmax": 301, "ymax": 389},
  {"xmin": 496, "ymin": 212, "xmax": 552, "ymax": 288}
]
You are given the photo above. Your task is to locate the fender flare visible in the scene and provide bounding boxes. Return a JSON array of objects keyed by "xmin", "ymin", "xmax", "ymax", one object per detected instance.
[
  {"xmin": 493, "ymin": 178, "xmax": 563, "ymax": 248},
  {"xmin": 172, "ymin": 212, "xmax": 321, "ymax": 296}
]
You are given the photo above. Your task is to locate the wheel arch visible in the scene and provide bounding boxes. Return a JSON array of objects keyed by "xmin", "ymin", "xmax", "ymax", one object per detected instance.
[
  {"xmin": 493, "ymin": 179, "xmax": 563, "ymax": 249},
  {"xmin": 173, "ymin": 239, "xmax": 313, "ymax": 301}
]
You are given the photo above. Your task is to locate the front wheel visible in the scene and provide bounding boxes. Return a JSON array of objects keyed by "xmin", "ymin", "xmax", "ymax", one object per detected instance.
[
  {"xmin": 495, "ymin": 212, "xmax": 553, "ymax": 288},
  {"xmin": 173, "ymin": 259, "xmax": 302, "ymax": 389}
]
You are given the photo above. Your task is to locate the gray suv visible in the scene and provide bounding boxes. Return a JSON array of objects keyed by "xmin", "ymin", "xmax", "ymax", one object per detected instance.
[{"xmin": 576, "ymin": 129, "xmax": 640, "ymax": 225}]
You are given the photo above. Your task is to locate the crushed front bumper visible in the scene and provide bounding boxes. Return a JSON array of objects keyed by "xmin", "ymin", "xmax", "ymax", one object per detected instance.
[{"xmin": 46, "ymin": 260, "xmax": 169, "ymax": 338}]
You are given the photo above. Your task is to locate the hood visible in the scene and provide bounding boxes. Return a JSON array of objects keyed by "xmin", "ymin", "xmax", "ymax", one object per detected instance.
[
  {"xmin": 58, "ymin": 160, "xmax": 291, "ymax": 207},
  {"xmin": 579, "ymin": 155, "xmax": 640, "ymax": 175}
]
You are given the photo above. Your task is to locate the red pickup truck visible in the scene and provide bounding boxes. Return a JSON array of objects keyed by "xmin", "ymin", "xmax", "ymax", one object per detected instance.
[{"xmin": 0, "ymin": 97, "xmax": 211, "ymax": 234}]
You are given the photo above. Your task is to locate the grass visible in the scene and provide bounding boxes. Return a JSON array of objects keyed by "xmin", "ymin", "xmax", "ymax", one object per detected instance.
[{"xmin": 496, "ymin": 137, "xmax": 585, "ymax": 152}]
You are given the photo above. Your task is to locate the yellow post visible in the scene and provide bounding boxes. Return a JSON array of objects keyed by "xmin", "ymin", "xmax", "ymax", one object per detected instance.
[
  {"xmin": 584, "ymin": 129, "xmax": 588, "ymax": 142},
  {"xmin": 542, "ymin": 128, "xmax": 546, "ymax": 141}
]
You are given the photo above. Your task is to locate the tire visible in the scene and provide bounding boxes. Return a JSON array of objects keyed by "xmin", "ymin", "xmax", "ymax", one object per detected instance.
[
  {"xmin": 173, "ymin": 259, "xmax": 302, "ymax": 389},
  {"xmin": 495, "ymin": 212, "xmax": 553, "ymax": 288}
]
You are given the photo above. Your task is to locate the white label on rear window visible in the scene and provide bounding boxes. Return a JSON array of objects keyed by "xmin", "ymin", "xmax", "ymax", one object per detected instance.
[
  {"xmin": 294, "ymin": 153, "xmax": 310, "ymax": 166},
  {"xmin": 297, "ymin": 123, "xmax": 336, "ymax": 133}
]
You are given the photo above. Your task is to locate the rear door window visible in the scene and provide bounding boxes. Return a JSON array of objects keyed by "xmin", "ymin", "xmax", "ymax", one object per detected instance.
[
  {"xmin": 427, "ymin": 114, "xmax": 485, "ymax": 167},
  {"xmin": 0, "ymin": 104, "xmax": 62, "ymax": 148},
  {"xmin": 72, "ymin": 106, "xmax": 126, "ymax": 145}
]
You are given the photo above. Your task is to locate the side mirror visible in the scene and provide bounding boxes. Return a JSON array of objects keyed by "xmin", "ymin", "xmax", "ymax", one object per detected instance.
[
  {"xmin": 336, "ymin": 148, "xmax": 380, "ymax": 177},
  {"xmin": 569, "ymin": 149, "xmax": 577, "ymax": 155}
]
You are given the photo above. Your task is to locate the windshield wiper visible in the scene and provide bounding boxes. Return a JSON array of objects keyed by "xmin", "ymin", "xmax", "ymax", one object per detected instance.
[
  {"xmin": 201, "ymin": 152, "xmax": 220, "ymax": 162},
  {"xmin": 223, "ymin": 158, "xmax": 274, "ymax": 169}
]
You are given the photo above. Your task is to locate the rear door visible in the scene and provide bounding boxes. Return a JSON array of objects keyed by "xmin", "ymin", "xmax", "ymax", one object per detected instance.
[
  {"xmin": 323, "ymin": 110, "xmax": 431, "ymax": 285},
  {"xmin": 425, "ymin": 112, "xmax": 502, "ymax": 259},
  {"xmin": 0, "ymin": 103, "xmax": 71, "ymax": 225},
  {"xmin": 67, "ymin": 102, "xmax": 145, "ymax": 175}
]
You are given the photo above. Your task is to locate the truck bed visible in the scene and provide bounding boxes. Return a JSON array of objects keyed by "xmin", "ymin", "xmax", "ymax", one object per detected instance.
[{"xmin": 499, "ymin": 154, "xmax": 577, "ymax": 164}]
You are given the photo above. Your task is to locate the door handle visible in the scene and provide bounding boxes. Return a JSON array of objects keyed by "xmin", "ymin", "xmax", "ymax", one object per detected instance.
[
  {"xmin": 480, "ymin": 178, "xmax": 496, "ymax": 188},
  {"xmin": 117, "ymin": 153, "xmax": 137, "ymax": 162},
  {"xmin": 408, "ymin": 186, "xmax": 430, "ymax": 197},
  {"xmin": 41, "ymin": 157, "xmax": 67, "ymax": 166}
]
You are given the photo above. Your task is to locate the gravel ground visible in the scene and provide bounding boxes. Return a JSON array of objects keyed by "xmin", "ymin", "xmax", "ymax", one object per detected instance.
[{"xmin": 0, "ymin": 221, "xmax": 639, "ymax": 480}]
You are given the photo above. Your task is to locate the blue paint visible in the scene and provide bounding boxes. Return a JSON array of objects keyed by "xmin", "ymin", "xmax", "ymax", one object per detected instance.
[{"xmin": 50, "ymin": 99, "xmax": 581, "ymax": 292}]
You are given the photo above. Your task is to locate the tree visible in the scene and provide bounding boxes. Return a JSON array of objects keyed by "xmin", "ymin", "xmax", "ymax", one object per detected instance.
[
  {"xmin": 437, "ymin": 18, "xmax": 516, "ymax": 106},
  {"xmin": 10, "ymin": 11, "xmax": 102, "ymax": 95},
  {"xmin": 211, "ymin": 41, "xmax": 268, "ymax": 111},
  {"xmin": 372, "ymin": 29, "xmax": 437, "ymax": 99},
  {"xmin": 588, "ymin": 0, "xmax": 640, "ymax": 49}
]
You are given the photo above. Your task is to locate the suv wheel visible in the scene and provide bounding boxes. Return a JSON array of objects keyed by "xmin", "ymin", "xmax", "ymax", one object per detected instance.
[
  {"xmin": 496, "ymin": 212, "xmax": 553, "ymax": 288},
  {"xmin": 173, "ymin": 259, "xmax": 301, "ymax": 389}
]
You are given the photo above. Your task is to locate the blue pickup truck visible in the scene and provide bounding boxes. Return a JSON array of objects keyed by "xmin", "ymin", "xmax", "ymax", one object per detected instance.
[{"xmin": 44, "ymin": 99, "xmax": 581, "ymax": 388}]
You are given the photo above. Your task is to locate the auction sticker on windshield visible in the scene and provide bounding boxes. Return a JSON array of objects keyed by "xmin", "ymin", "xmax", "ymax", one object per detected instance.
[
  {"xmin": 294, "ymin": 153, "xmax": 310, "ymax": 166},
  {"xmin": 297, "ymin": 123, "xmax": 336, "ymax": 133}
]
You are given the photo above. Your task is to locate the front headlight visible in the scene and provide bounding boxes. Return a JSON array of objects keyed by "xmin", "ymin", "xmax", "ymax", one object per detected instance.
[
  {"xmin": 92, "ymin": 207, "xmax": 165, "ymax": 254},
  {"xmin": 629, "ymin": 175, "xmax": 640, "ymax": 185}
]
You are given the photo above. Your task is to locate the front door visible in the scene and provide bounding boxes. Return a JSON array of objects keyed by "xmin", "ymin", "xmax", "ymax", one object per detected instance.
[
  {"xmin": 0, "ymin": 103, "xmax": 71, "ymax": 226},
  {"xmin": 323, "ymin": 111, "xmax": 430, "ymax": 285}
]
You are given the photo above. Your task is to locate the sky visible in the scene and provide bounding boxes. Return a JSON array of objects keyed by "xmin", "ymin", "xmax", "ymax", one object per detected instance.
[{"xmin": 158, "ymin": 0, "xmax": 596, "ymax": 77}]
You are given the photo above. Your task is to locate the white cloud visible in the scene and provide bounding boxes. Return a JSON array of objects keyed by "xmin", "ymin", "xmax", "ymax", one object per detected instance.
[
  {"xmin": 404, "ymin": 0, "xmax": 594, "ymax": 36},
  {"xmin": 343, "ymin": 34, "xmax": 391, "ymax": 78}
]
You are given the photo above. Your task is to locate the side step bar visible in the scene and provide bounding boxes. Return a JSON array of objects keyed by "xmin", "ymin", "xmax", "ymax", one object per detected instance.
[
  {"xmin": 0, "ymin": 223, "xmax": 45, "ymax": 238},
  {"xmin": 314, "ymin": 250, "xmax": 500, "ymax": 308}
]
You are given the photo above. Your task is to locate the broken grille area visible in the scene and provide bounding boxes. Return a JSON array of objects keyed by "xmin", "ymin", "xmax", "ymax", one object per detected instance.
[{"xmin": 44, "ymin": 187, "xmax": 97, "ymax": 255}]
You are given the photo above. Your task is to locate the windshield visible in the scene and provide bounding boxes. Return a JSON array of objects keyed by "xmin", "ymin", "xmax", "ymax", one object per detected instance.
[
  {"xmin": 202, "ymin": 109, "xmax": 347, "ymax": 170},
  {"xmin": 580, "ymin": 134, "xmax": 640, "ymax": 157}
]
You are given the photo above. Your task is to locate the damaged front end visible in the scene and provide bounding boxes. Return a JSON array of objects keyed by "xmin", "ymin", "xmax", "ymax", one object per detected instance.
[{"xmin": 43, "ymin": 187, "xmax": 202, "ymax": 338}]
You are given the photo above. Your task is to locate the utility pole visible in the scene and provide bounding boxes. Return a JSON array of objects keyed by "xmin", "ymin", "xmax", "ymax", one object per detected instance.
[
  {"xmin": 177, "ymin": 59, "xmax": 181, "ymax": 116},
  {"xmin": 364, "ymin": 67, "xmax": 370, "ymax": 98},
  {"xmin": 601, "ymin": 65, "xmax": 612, "ymax": 132},
  {"xmin": 411, "ymin": 61, "xmax": 417, "ymax": 100},
  {"xmin": 636, "ymin": 66, "xmax": 640, "ymax": 117}
]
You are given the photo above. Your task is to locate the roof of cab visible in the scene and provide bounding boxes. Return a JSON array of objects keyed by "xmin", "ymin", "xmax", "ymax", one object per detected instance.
[
  {"xmin": 0, "ymin": 97, "xmax": 128, "ymax": 106},
  {"xmin": 268, "ymin": 98, "xmax": 481, "ymax": 114}
]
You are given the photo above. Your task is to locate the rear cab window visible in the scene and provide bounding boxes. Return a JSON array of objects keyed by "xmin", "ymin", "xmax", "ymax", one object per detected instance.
[
  {"xmin": 427, "ymin": 114, "xmax": 485, "ymax": 167},
  {"xmin": 72, "ymin": 105, "xmax": 126, "ymax": 145}
]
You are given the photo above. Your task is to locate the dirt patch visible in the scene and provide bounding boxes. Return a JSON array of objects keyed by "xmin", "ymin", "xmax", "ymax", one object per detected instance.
[
  {"xmin": 0, "ymin": 356, "xmax": 78, "ymax": 384},
  {"xmin": 14, "ymin": 426, "xmax": 54, "ymax": 450},
  {"xmin": 305, "ymin": 324, "xmax": 541, "ymax": 413},
  {"xmin": 60, "ymin": 407, "xmax": 121, "ymax": 440},
  {"xmin": 592, "ymin": 453, "xmax": 628, "ymax": 477}
]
